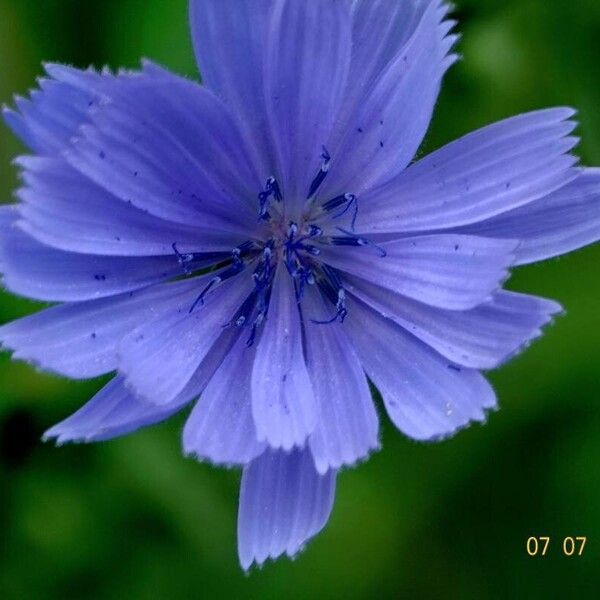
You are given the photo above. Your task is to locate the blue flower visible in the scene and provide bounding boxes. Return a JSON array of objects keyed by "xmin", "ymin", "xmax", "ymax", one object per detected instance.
[{"xmin": 1, "ymin": 0, "xmax": 599, "ymax": 569}]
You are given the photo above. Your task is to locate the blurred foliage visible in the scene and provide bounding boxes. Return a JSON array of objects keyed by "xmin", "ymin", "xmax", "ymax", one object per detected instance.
[{"xmin": 0, "ymin": 0, "xmax": 599, "ymax": 598}]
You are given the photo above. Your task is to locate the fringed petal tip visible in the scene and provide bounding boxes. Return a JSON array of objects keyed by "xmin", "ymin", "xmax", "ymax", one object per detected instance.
[
  {"xmin": 359, "ymin": 107, "xmax": 580, "ymax": 237},
  {"xmin": 42, "ymin": 62, "xmax": 129, "ymax": 83},
  {"xmin": 41, "ymin": 427, "xmax": 92, "ymax": 447},
  {"xmin": 237, "ymin": 448, "xmax": 336, "ymax": 572},
  {"xmin": 40, "ymin": 376, "xmax": 191, "ymax": 446},
  {"xmin": 181, "ymin": 449, "xmax": 244, "ymax": 472},
  {"xmin": 492, "ymin": 299, "xmax": 565, "ymax": 368},
  {"xmin": 406, "ymin": 398, "xmax": 499, "ymax": 444},
  {"xmin": 2, "ymin": 105, "xmax": 21, "ymax": 127},
  {"xmin": 457, "ymin": 167, "xmax": 600, "ymax": 265},
  {"xmin": 311, "ymin": 440, "xmax": 381, "ymax": 477},
  {"xmin": 139, "ymin": 58, "xmax": 172, "ymax": 78},
  {"xmin": 43, "ymin": 62, "xmax": 104, "ymax": 80},
  {"xmin": 240, "ymin": 540, "xmax": 312, "ymax": 574},
  {"xmin": 181, "ymin": 432, "xmax": 266, "ymax": 470},
  {"xmin": 550, "ymin": 302, "xmax": 567, "ymax": 318},
  {"xmin": 0, "ymin": 350, "xmax": 75, "ymax": 382},
  {"xmin": 42, "ymin": 61, "xmax": 74, "ymax": 75},
  {"xmin": 41, "ymin": 409, "xmax": 125, "ymax": 445}
]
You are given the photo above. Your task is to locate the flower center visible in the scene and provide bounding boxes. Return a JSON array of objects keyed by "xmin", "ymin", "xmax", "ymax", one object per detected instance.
[{"xmin": 173, "ymin": 149, "xmax": 386, "ymax": 346}]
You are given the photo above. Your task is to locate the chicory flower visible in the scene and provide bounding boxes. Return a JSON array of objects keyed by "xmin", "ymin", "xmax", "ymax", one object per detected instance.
[{"xmin": 2, "ymin": 0, "xmax": 599, "ymax": 569}]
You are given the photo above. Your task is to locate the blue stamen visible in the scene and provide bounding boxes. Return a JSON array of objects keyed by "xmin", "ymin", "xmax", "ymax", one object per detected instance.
[
  {"xmin": 307, "ymin": 146, "xmax": 331, "ymax": 199},
  {"xmin": 330, "ymin": 227, "xmax": 387, "ymax": 258},
  {"xmin": 189, "ymin": 277, "xmax": 218, "ymax": 313},
  {"xmin": 247, "ymin": 288, "xmax": 271, "ymax": 347},
  {"xmin": 229, "ymin": 290, "xmax": 260, "ymax": 328},
  {"xmin": 189, "ymin": 259, "xmax": 247, "ymax": 314},
  {"xmin": 268, "ymin": 176, "xmax": 283, "ymax": 202},
  {"xmin": 293, "ymin": 266, "xmax": 316, "ymax": 302},
  {"xmin": 287, "ymin": 221, "xmax": 299, "ymax": 239},
  {"xmin": 244, "ymin": 282, "xmax": 273, "ymax": 348},
  {"xmin": 258, "ymin": 193, "xmax": 270, "ymax": 221},
  {"xmin": 316, "ymin": 264, "xmax": 343, "ymax": 303},
  {"xmin": 233, "ymin": 240, "xmax": 258, "ymax": 258},
  {"xmin": 227, "ymin": 242, "xmax": 276, "ymax": 346},
  {"xmin": 172, "ymin": 242, "xmax": 195, "ymax": 275},
  {"xmin": 294, "ymin": 224, "xmax": 323, "ymax": 245},
  {"xmin": 311, "ymin": 265, "xmax": 348, "ymax": 324},
  {"xmin": 172, "ymin": 242, "xmax": 229, "ymax": 276},
  {"xmin": 258, "ymin": 176, "xmax": 282, "ymax": 220},
  {"xmin": 308, "ymin": 225, "xmax": 323, "ymax": 237},
  {"xmin": 322, "ymin": 193, "xmax": 359, "ymax": 230}
]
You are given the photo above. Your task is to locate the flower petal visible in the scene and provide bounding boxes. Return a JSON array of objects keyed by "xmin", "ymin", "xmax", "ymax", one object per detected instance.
[
  {"xmin": 189, "ymin": 0, "xmax": 275, "ymax": 177},
  {"xmin": 119, "ymin": 271, "xmax": 254, "ymax": 406},
  {"xmin": 3, "ymin": 69, "xmax": 104, "ymax": 154},
  {"xmin": 251, "ymin": 265, "xmax": 317, "ymax": 451},
  {"xmin": 263, "ymin": 0, "xmax": 352, "ymax": 206},
  {"xmin": 320, "ymin": 0, "xmax": 456, "ymax": 197},
  {"xmin": 0, "ymin": 206, "xmax": 182, "ymax": 302},
  {"xmin": 16, "ymin": 157, "xmax": 248, "ymax": 256},
  {"xmin": 320, "ymin": 234, "xmax": 517, "ymax": 310},
  {"xmin": 357, "ymin": 108, "xmax": 579, "ymax": 234},
  {"xmin": 454, "ymin": 168, "xmax": 600, "ymax": 265},
  {"xmin": 183, "ymin": 335, "xmax": 266, "ymax": 466},
  {"xmin": 43, "ymin": 376, "xmax": 189, "ymax": 444},
  {"xmin": 304, "ymin": 291, "xmax": 379, "ymax": 474},
  {"xmin": 348, "ymin": 0, "xmax": 432, "ymax": 98},
  {"xmin": 346, "ymin": 275, "xmax": 562, "ymax": 369},
  {"xmin": 237, "ymin": 447, "xmax": 336, "ymax": 571},
  {"xmin": 0, "ymin": 278, "xmax": 206, "ymax": 379},
  {"xmin": 43, "ymin": 325, "xmax": 238, "ymax": 445},
  {"xmin": 3, "ymin": 63, "xmax": 176, "ymax": 155},
  {"xmin": 53, "ymin": 65, "xmax": 262, "ymax": 228},
  {"xmin": 345, "ymin": 298, "xmax": 497, "ymax": 442}
]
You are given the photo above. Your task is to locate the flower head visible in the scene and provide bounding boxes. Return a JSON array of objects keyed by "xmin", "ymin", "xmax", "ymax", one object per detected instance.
[{"xmin": 2, "ymin": 0, "xmax": 600, "ymax": 570}]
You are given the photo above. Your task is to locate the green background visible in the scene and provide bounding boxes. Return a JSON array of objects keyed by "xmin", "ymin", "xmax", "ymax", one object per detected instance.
[{"xmin": 0, "ymin": 0, "xmax": 599, "ymax": 597}]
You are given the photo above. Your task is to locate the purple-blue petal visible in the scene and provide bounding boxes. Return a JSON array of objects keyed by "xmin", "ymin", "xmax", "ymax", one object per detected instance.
[
  {"xmin": 0, "ymin": 206, "xmax": 181, "ymax": 302},
  {"xmin": 0, "ymin": 277, "xmax": 213, "ymax": 379},
  {"xmin": 53, "ymin": 66, "xmax": 263, "ymax": 229},
  {"xmin": 357, "ymin": 108, "xmax": 579, "ymax": 234},
  {"xmin": 348, "ymin": 0, "xmax": 433, "ymax": 97},
  {"xmin": 346, "ymin": 275, "xmax": 562, "ymax": 369},
  {"xmin": 43, "ymin": 375, "xmax": 190, "ymax": 444},
  {"xmin": 189, "ymin": 0, "xmax": 275, "ymax": 179},
  {"xmin": 321, "ymin": 0, "xmax": 456, "ymax": 197},
  {"xmin": 183, "ymin": 334, "xmax": 266, "ymax": 466},
  {"xmin": 251, "ymin": 265, "xmax": 317, "ymax": 450},
  {"xmin": 320, "ymin": 234, "xmax": 518, "ymax": 310},
  {"xmin": 15, "ymin": 156, "xmax": 249, "ymax": 256},
  {"xmin": 304, "ymin": 290, "xmax": 379, "ymax": 474},
  {"xmin": 3, "ymin": 70, "xmax": 103, "ymax": 154},
  {"xmin": 345, "ymin": 298, "xmax": 497, "ymax": 442},
  {"xmin": 43, "ymin": 324, "xmax": 238, "ymax": 444},
  {"xmin": 118, "ymin": 270, "xmax": 254, "ymax": 407},
  {"xmin": 453, "ymin": 168, "xmax": 600, "ymax": 265},
  {"xmin": 263, "ymin": 0, "xmax": 352, "ymax": 206},
  {"xmin": 237, "ymin": 447, "xmax": 336, "ymax": 570},
  {"xmin": 3, "ymin": 63, "xmax": 169, "ymax": 155}
]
